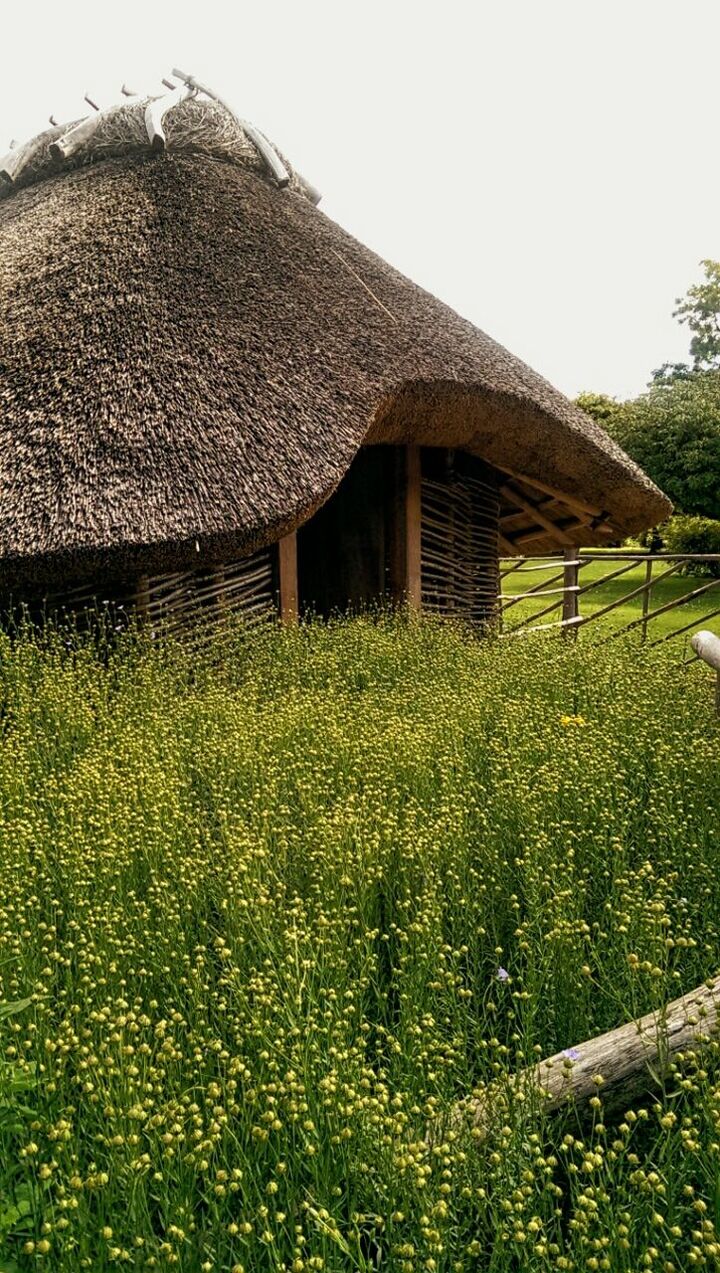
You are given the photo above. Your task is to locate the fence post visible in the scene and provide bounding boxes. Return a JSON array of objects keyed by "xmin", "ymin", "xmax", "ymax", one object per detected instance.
[
  {"xmin": 641, "ymin": 558, "xmax": 653, "ymax": 642},
  {"xmin": 562, "ymin": 547, "xmax": 579, "ymax": 635}
]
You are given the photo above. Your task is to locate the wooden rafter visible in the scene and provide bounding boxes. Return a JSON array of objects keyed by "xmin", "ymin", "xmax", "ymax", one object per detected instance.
[
  {"xmin": 510, "ymin": 517, "xmax": 614, "ymax": 551},
  {"xmin": 499, "ymin": 483, "xmax": 575, "ymax": 547},
  {"xmin": 499, "ymin": 495, "xmax": 560, "ymax": 527},
  {"xmin": 495, "ymin": 462, "xmax": 606, "ymax": 520}
]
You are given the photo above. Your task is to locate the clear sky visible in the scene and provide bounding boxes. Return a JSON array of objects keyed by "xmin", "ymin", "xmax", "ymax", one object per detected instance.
[{"xmin": 2, "ymin": 0, "xmax": 718, "ymax": 401}]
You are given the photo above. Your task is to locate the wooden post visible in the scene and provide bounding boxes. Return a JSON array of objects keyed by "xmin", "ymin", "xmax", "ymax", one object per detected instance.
[
  {"xmin": 561, "ymin": 547, "xmax": 579, "ymax": 635},
  {"xmin": 641, "ymin": 558, "xmax": 653, "ymax": 643},
  {"xmin": 209, "ymin": 567, "xmax": 227, "ymax": 616},
  {"xmin": 406, "ymin": 446, "xmax": 422, "ymax": 610},
  {"xmin": 447, "ymin": 452, "xmax": 457, "ymax": 619},
  {"xmin": 388, "ymin": 445, "xmax": 422, "ymax": 611},
  {"xmin": 134, "ymin": 576, "xmax": 150, "ymax": 622},
  {"xmin": 278, "ymin": 532, "xmax": 298, "ymax": 624}
]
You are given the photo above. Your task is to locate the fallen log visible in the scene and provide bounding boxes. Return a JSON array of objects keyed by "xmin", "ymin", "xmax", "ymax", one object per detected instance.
[
  {"xmin": 452, "ymin": 977, "xmax": 720, "ymax": 1137},
  {"xmin": 692, "ymin": 629, "xmax": 720, "ymax": 715}
]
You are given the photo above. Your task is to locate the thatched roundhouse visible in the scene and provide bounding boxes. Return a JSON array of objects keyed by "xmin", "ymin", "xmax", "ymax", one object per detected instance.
[{"xmin": 0, "ymin": 88, "xmax": 670, "ymax": 632}]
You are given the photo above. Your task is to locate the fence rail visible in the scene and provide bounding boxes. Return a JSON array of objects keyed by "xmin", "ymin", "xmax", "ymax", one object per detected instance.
[{"xmin": 499, "ymin": 551, "xmax": 720, "ymax": 650}]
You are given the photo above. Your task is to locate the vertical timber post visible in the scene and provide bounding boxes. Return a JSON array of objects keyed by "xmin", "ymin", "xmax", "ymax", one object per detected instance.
[
  {"xmin": 406, "ymin": 445, "xmax": 422, "ymax": 611},
  {"xmin": 562, "ymin": 547, "xmax": 579, "ymax": 636},
  {"xmin": 641, "ymin": 558, "xmax": 653, "ymax": 643},
  {"xmin": 389, "ymin": 445, "xmax": 422, "ymax": 611},
  {"xmin": 278, "ymin": 531, "xmax": 298, "ymax": 624},
  {"xmin": 134, "ymin": 576, "xmax": 150, "ymax": 623},
  {"xmin": 210, "ymin": 567, "xmax": 227, "ymax": 615}
]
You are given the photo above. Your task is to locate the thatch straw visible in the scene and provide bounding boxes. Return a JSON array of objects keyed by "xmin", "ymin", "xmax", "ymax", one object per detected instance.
[{"xmin": 0, "ymin": 97, "xmax": 670, "ymax": 588}]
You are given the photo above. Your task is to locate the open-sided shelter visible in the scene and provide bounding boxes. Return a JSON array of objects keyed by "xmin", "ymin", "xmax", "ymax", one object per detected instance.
[{"xmin": 0, "ymin": 84, "xmax": 671, "ymax": 633}]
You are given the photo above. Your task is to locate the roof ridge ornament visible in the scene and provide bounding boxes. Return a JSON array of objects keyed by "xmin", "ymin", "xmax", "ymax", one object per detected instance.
[
  {"xmin": 49, "ymin": 88, "xmax": 142, "ymax": 163},
  {"xmin": 168, "ymin": 69, "xmax": 291, "ymax": 188},
  {"xmin": 144, "ymin": 82, "xmax": 197, "ymax": 152},
  {"xmin": 1, "ymin": 127, "xmax": 63, "ymax": 187},
  {"xmin": 0, "ymin": 75, "xmax": 322, "ymax": 205}
]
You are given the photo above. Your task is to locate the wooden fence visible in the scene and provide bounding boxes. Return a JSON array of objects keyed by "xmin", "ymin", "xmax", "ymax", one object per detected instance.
[{"xmin": 500, "ymin": 551, "xmax": 720, "ymax": 654}]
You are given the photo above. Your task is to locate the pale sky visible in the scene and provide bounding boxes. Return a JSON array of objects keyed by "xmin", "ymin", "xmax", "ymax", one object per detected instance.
[{"xmin": 2, "ymin": 0, "xmax": 718, "ymax": 401}]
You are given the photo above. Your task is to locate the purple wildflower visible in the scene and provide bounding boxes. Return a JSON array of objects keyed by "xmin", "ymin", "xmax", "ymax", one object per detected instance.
[
  {"xmin": 562, "ymin": 1047, "xmax": 581, "ymax": 1061},
  {"xmin": 496, "ymin": 966, "xmax": 510, "ymax": 982}
]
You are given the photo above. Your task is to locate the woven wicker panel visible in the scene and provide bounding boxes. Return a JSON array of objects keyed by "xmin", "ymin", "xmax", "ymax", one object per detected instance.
[
  {"xmin": 421, "ymin": 455, "xmax": 500, "ymax": 624},
  {"xmin": 3, "ymin": 547, "xmax": 277, "ymax": 638},
  {"xmin": 139, "ymin": 549, "xmax": 276, "ymax": 637}
]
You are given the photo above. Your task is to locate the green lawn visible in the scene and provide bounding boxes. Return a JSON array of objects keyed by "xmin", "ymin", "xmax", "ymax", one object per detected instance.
[
  {"xmin": 1, "ymin": 617, "xmax": 719, "ymax": 1270},
  {"xmin": 501, "ymin": 554, "xmax": 720, "ymax": 646}
]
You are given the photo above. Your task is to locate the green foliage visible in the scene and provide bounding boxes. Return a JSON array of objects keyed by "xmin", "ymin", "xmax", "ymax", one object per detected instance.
[
  {"xmin": 649, "ymin": 361, "xmax": 695, "ymax": 385},
  {"xmin": 0, "ymin": 999, "xmax": 37, "ymax": 1264},
  {"xmin": 0, "ymin": 619, "xmax": 718, "ymax": 1269},
  {"xmin": 574, "ymin": 390, "xmax": 623, "ymax": 429},
  {"xmin": 580, "ymin": 371, "xmax": 720, "ymax": 520},
  {"xmin": 673, "ymin": 259, "xmax": 720, "ymax": 371},
  {"xmin": 663, "ymin": 514, "xmax": 720, "ymax": 575},
  {"xmin": 0, "ymin": 1000, "xmax": 31, "ymax": 1022},
  {"xmin": 577, "ymin": 262, "xmax": 720, "ymax": 522}
]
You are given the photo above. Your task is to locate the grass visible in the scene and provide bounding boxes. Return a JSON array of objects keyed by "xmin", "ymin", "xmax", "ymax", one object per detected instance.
[
  {"xmin": 501, "ymin": 555, "xmax": 720, "ymax": 643},
  {"xmin": 0, "ymin": 615, "xmax": 719, "ymax": 1271}
]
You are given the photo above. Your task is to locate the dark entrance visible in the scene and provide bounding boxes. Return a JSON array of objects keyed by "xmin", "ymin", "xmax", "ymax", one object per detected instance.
[
  {"xmin": 295, "ymin": 443, "xmax": 501, "ymax": 624},
  {"xmin": 297, "ymin": 446, "xmax": 397, "ymax": 617}
]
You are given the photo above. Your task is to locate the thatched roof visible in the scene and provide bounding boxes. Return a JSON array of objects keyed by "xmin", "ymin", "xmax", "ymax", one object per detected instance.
[{"xmin": 0, "ymin": 95, "xmax": 670, "ymax": 588}]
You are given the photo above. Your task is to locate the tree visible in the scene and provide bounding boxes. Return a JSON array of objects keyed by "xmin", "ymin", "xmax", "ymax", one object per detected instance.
[
  {"xmin": 574, "ymin": 391, "xmax": 624, "ymax": 428},
  {"xmin": 594, "ymin": 373, "xmax": 720, "ymax": 520},
  {"xmin": 649, "ymin": 362, "xmax": 694, "ymax": 386},
  {"xmin": 672, "ymin": 258, "xmax": 720, "ymax": 372},
  {"xmin": 577, "ymin": 262, "xmax": 720, "ymax": 521}
]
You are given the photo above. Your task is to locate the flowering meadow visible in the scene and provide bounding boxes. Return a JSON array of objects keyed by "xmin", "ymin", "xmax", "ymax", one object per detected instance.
[{"xmin": 0, "ymin": 616, "xmax": 719, "ymax": 1271}]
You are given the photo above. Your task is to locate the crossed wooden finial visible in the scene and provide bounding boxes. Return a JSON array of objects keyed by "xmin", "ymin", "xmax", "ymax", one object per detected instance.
[{"xmin": 1, "ymin": 75, "xmax": 320, "ymax": 204}]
